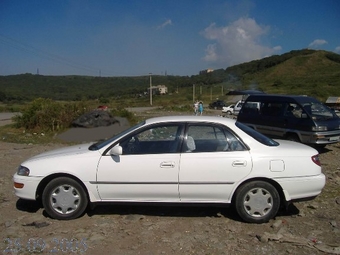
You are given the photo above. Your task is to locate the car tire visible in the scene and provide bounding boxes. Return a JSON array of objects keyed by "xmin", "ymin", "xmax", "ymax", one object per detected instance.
[
  {"xmin": 234, "ymin": 181, "xmax": 280, "ymax": 223},
  {"xmin": 286, "ymin": 134, "xmax": 300, "ymax": 143},
  {"xmin": 42, "ymin": 177, "xmax": 88, "ymax": 220},
  {"xmin": 227, "ymin": 111, "xmax": 232, "ymax": 115}
]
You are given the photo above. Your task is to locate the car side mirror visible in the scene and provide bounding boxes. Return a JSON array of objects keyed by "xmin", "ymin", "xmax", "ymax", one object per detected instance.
[{"xmin": 110, "ymin": 145, "xmax": 123, "ymax": 156}]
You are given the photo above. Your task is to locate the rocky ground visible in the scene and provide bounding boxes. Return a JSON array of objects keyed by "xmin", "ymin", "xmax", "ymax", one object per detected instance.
[{"xmin": 0, "ymin": 109, "xmax": 340, "ymax": 254}]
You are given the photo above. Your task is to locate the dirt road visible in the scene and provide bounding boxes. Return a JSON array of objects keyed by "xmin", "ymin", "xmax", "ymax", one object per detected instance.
[{"xmin": 0, "ymin": 113, "xmax": 18, "ymax": 127}]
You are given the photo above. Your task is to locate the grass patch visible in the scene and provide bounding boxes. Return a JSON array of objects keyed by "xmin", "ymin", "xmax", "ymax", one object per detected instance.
[{"xmin": 0, "ymin": 124, "xmax": 65, "ymax": 144}]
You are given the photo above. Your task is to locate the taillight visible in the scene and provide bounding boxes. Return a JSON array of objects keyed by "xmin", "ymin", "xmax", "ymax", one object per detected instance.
[{"xmin": 312, "ymin": 154, "xmax": 321, "ymax": 166}]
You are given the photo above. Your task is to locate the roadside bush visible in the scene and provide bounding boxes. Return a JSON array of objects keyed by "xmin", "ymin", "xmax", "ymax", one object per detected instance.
[
  {"xmin": 110, "ymin": 108, "xmax": 137, "ymax": 124},
  {"xmin": 13, "ymin": 98, "xmax": 89, "ymax": 132}
]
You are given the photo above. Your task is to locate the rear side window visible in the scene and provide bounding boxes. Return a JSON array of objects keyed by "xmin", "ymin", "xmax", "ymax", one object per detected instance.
[
  {"xmin": 241, "ymin": 101, "xmax": 260, "ymax": 115},
  {"xmin": 186, "ymin": 124, "xmax": 246, "ymax": 152},
  {"xmin": 261, "ymin": 102, "xmax": 285, "ymax": 116}
]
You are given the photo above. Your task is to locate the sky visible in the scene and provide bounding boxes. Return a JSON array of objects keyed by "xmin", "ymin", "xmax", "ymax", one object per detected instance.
[{"xmin": 1, "ymin": 0, "xmax": 340, "ymax": 77}]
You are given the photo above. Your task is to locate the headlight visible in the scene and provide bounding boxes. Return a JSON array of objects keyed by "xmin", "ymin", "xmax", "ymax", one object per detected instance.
[
  {"xmin": 17, "ymin": 166, "xmax": 30, "ymax": 176},
  {"xmin": 312, "ymin": 126, "xmax": 327, "ymax": 131}
]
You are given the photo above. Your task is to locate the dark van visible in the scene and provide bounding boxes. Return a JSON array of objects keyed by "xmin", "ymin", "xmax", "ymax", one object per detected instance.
[{"xmin": 237, "ymin": 94, "xmax": 340, "ymax": 147}]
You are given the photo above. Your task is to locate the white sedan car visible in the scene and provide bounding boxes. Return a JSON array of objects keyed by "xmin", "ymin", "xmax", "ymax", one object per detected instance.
[
  {"xmin": 13, "ymin": 116, "xmax": 325, "ymax": 223},
  {"xmin": 222, "ymin": 104, "xmax": 235, "ymax": 115}
]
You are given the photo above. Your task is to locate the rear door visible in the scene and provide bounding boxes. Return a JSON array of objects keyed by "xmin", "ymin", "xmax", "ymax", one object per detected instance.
[{"xmin": 179, "ymin": 123, "xmax": 252, "ymax": 202}]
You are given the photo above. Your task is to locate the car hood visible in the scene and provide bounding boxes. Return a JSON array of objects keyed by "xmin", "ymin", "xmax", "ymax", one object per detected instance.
[{"xmin": 27, "ymin": 143, "xmax": 94, "ymax": 162}]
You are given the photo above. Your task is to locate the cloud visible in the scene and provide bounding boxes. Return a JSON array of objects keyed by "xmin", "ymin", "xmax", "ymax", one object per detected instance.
[
  {"xmin": 335, "ymin": 46, "xmax": 340, "ymax": 53},
  {"xmin": 308, "ymin": 39, "xmax": 328, "ymax": 48},
  {"xmin": 157, "ymin": 19, "xmax": 172, "ymax": 30},
  {"xmin": 201, "ymin": 17, "xmax": 281, "ymax": 67}
]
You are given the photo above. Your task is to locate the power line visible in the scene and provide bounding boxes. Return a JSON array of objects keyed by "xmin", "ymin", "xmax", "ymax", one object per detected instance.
[{"xmin": 0, "ymin": 34, "xmax": 110, "ymax": 76}]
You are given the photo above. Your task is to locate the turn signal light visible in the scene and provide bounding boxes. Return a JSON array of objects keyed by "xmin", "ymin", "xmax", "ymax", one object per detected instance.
[{"xmin": 14, "ymin": 182, "xmax": 24, "ymax": 189}]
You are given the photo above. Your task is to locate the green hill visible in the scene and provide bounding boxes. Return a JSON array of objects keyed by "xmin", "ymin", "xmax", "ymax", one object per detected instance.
[
  {"xmin": 226, "ymin": 49, "xmax": 340, "ymax": 101},
  {"xmin": 1, "ymin": 49, "xmax": 339, "ymax": 104}
]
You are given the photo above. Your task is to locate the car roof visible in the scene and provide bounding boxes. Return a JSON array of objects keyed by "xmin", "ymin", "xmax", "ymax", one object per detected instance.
[
  {"xmin": 246, "ymin": 94, "xmax": 319, "ymax": 103},
  {"xmin": 145, "ymin": 115, "xmax": 236, "ymax": 125}
]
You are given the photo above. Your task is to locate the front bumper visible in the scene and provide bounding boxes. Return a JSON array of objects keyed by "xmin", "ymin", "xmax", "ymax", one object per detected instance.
[{"xmin": 13, "ymin": 174, "xmax": 43, "ymax": 200}]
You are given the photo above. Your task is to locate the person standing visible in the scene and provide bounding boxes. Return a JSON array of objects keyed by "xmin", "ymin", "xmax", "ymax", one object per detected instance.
[
  {"xmin": 193, "ymin": 101, "xmax": 199, "ymax": 115},
  {"xmin": 198, "ymin": 101, "xmax": 204, "ymax": 115}
]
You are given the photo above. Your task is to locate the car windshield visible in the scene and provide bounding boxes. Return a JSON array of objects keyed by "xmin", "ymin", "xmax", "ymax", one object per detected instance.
[
  {"xmin": 235, "ymin": 121, "xmax": 279, "ymax": 146},
  {"xmin": 302, "ymin": 102, "xmax": 337, "ymax": 120},
  {"xmin": 88, "ymin": 121, "xmax": 145, "ymax": 150}
]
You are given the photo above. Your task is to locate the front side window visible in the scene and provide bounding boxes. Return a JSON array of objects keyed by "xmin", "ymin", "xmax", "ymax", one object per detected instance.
[
  {"xmin": 185, "ymin": 124, "xmax": 246, "ymax": 152},
  {"xmin": 119, "ymin": 124, "xmax": 182, "ymax": 155},
  {"xmin": 284, "ymin": 103, "xmax": 302, "ymax": 118}
]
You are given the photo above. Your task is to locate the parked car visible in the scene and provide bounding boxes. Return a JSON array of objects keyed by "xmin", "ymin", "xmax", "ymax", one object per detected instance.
[
  {"xmin": 222, "ymin": 104, "xmax": 235, "ymax": 115},
  {"xmin": 209, "ymin": 100, "xmax": 226, "ymax": 110},
  {"xmin": 237, "ymin": 94, "xmax": 340, "ymax": 147},
  {"xmin": 13, "ymin": 116, "xmax": 325, "ymax": 223}
]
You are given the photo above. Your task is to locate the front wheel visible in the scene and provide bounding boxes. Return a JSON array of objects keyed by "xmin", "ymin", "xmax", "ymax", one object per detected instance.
[
  {"xmin": 234, "ymin": 181, "xmax": 280, "ymax": 223},
  {"xmin": 42, "ymin": 177, "xmax": 88, "ymax": 220},
  {"xmin": 286, "ymin": 133, "xmax": 300, "ymax": 143}
]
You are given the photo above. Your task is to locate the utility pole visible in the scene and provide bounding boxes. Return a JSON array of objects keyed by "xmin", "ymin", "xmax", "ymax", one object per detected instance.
[
  {"xmin": 193, "ymin": 84, "xmax": 195, "ymax": 102},
  {"xmin": 149, "ymin": 73, "xmax": 153, "ymax": 106}
]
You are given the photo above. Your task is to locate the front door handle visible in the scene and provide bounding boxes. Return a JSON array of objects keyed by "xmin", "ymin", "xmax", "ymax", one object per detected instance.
[
  {"xmin": 160, "ymin": 162, "xmax": 175, "ymax": 168},
  {"xmin": 232, "ymin": 161, "xmax": 247, "ymax": 167}
]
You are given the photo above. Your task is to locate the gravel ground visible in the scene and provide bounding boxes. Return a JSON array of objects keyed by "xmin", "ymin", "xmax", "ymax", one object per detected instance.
[{"xmin": 0, "ymin": 110, "xmax": 339, "ymax": 254}]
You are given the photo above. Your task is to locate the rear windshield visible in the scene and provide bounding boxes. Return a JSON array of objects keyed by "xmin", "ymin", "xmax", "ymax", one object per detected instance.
[{"xmin": 236, "ymin": 121, "xmax": 279, "ymax": 146}]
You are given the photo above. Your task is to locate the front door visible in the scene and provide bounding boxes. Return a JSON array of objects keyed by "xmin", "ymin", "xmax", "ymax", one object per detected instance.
[{"xmin": 96, "ymin": 124, "xmax": 183, "ymax": 202}]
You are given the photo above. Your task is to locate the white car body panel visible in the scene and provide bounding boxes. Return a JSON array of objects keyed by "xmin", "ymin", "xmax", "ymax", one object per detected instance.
[
  {"xmin": 222, "ymin": 104, "xmax": 235, "ymax": 114},
  {"xmin": 13, "ymin": 116, "xmax": 325, "ymax": 210},
  {"xmin": 179, "ymin": 151, "xmax": 252, "ymax": 202},
  {"xmin": 96, "ymin": 153, "xmax": 180, "ymax": 201}
]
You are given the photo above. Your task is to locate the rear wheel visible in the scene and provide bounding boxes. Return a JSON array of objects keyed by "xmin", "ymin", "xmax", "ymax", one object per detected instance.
[
  {"xmin": 42, "ymin": 177, "xmax": 88, "ymax": 220},
  {"xmin": 234, "ymin": 181, "xmax": 280, "ymax": 223}
]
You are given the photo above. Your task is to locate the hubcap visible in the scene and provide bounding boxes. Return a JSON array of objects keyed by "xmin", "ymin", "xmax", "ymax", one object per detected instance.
[
  {"xmin": 243, "ymin": 187, "xmax": 273, "ymax": 218},
  {"xmin": 50, "ymin": 184, "xmax": 81, "ymax": 215}
]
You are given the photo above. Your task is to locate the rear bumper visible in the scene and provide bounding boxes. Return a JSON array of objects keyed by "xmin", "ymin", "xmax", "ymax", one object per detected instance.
[{"xmin": 274, "ymin": 174, "xmax": 326, "ymax": 202}]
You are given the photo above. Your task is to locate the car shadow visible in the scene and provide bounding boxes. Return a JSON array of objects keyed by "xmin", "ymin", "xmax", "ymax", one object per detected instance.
[
  {"xmin": 15, "ymin": 199, "xmax": 300, "ymax": 222},
  {"xmin": 316, "ymin": 146, "xmax": 332, "ymax": 154},
  {"xmin": 16, "ymin": 198, "xmax": 42, "ymax": 213},
  {"xmin": 88, "ymin": 203, "xmax": 241, "ymax": 221},
  {"xmin": 277, "ymin": 203, "xmax": 300, "ymax": 217},
  {"xmin": 87, "ymin": 203, "xmax": 300, "ymax": 222}
]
